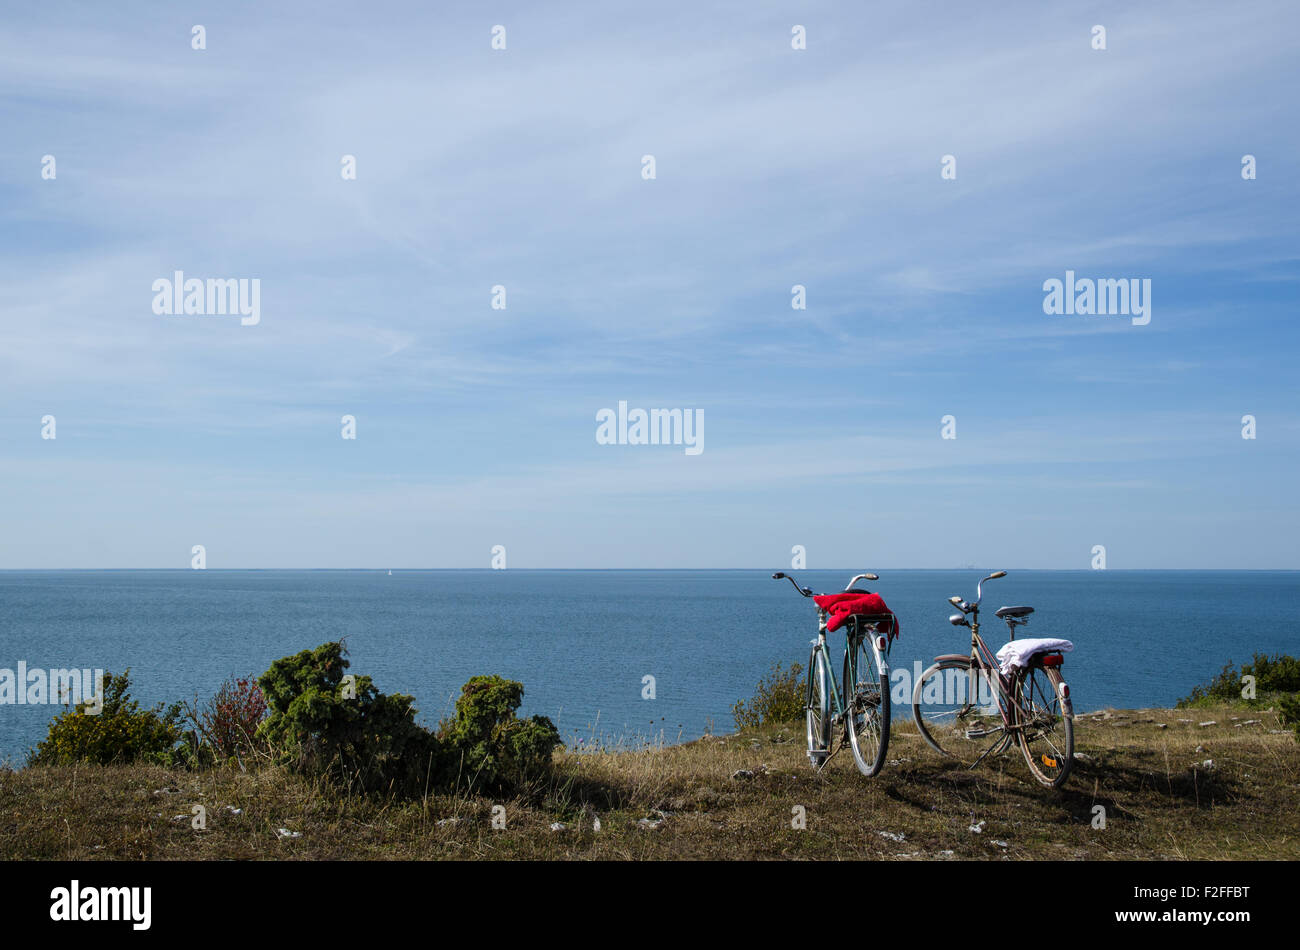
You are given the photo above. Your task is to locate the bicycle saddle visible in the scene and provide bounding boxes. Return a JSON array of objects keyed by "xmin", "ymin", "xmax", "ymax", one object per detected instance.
[{"xmin": 995, "ymin": 605, "xmax": 1034, "ymax": 618}]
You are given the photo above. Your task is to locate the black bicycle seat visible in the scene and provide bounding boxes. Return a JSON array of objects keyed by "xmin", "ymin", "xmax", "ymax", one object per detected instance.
[{"xmin": 995, "ymin": 605, "xmax": 1034, "ymax": 619}]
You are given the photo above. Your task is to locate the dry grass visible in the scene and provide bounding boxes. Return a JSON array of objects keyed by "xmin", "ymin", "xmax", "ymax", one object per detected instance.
[{"xmin": 3, "ymin": 704, "xmax": 1298, "ymax": 860}]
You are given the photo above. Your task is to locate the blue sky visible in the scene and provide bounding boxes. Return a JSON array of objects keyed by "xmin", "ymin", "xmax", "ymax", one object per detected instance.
[{"xmin": 2, "ymin": 1, "xmax": 1297, "ymax": 569}]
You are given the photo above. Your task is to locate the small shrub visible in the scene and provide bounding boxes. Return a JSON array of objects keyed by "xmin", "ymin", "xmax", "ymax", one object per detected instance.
[
  {"xmin": 178, "ymin": 675, "xmax": 269, "ymax": 766},
  {"xmin": 30, "ymin": 670, "xmax": 181, "ymax": 766},
  {"xmin": 1178, "ymin": 653, "xmax": 1300, "ymax": 708},
  {"xmin": 437, "ymin": 675, "xmax": 561, "ymax": 794},
  {"xmin": 257, "ymin": 642, "xmax": 438, "ymax": 796},
  {"xmin": 202, "ymin": 676, "xmax": 268, "ymax": 757},
  {"xmin": 732, "ymin": 661, "xmax": 804, "ymax": 730},
  {"xmin": 256, "ymin": 642, "xmax": 560, "ymax": 798},
  {"xmin": 1279, "ymin": 694, "xmax": 1300, "ymax": 743}
]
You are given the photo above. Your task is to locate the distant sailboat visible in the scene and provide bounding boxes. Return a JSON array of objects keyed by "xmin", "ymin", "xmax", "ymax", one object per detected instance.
[{"xmin": 387, "ymin": 570, "xmax": 392, "ymax": 576}]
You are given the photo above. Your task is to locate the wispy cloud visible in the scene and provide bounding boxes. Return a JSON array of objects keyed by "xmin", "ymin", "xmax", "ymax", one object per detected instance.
[{"xmin": 2, "ymin": 1, "xmax": 1297, "ymax": 567}]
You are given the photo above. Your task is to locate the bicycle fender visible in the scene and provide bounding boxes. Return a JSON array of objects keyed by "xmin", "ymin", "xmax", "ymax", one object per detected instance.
[{"xmin": 932, "ymin": 654, "xmax": 973, "ymax": 665}]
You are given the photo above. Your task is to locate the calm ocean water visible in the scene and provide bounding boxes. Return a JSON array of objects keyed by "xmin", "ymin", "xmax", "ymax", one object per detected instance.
[{"xmin": 1, "ymin": 569, "xmax": 1297, "ymax": 765}]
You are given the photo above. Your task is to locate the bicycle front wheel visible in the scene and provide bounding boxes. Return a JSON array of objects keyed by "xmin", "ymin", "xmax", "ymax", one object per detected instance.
[
  {"xmin": 911, "ymin": 659, "xmax": 1010, "ymax": 767},
  {"xmin": 806, "ymin": 647, "xmax": 831, "ymax": 769},
  {"xmin": 1015, "ymin": 665, "xmax": 1074, "ymax": 788},
  {"xmin": 843, "ymin": 636, "xmax": 890, "ymax": 776}
]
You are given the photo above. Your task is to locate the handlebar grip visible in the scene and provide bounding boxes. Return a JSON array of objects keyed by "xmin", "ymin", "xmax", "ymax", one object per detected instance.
[
  {"xmin": 990, "ymin": 571, "xmax": 1007, "ymax": 579},
  {"xmin": 772, "ymin": 572, "xmax": 785, "ymax": 579}
]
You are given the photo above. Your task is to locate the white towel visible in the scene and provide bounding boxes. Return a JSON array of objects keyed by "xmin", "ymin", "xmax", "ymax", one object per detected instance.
[{"xmin": 995, "ymin": 637, "xmax": 1073, "ymax": 677}]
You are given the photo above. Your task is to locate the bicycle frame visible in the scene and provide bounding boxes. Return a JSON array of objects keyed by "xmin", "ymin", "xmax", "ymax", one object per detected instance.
[
  {"xmin": 810, "ymin": 609, "xmax": 891, "ymax": 732},
  {"xmin": 776, "ymin": 570, "xmax": 893, "ymax": 771},
  {"xmin": 949, "ymin": 624, "xmax": 1018, "ymax": 756},
  {"xmin": 930, "ymin": 572, "xmax": 1070, "ymax": 764}
]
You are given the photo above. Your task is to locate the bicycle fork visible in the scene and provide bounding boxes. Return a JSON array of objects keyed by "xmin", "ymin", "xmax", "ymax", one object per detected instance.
[{"xmin": 810, "ymin": 620, "xmax": 842, "ymax": 728}]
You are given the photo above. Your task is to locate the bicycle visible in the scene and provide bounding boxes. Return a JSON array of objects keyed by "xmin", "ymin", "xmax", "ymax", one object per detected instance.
[
  {"xmin": 910, "ymin": 571, "xmax": 1075, "ymax": 788},
  {"xmin": 772, "ymin": 571, "xmax": 897, "ymax": 776}
]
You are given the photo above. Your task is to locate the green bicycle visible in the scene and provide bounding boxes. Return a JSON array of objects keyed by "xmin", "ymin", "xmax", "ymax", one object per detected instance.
[{"xmin": 772, "ymin": 571, "xmax": 897, "ymax": 776}]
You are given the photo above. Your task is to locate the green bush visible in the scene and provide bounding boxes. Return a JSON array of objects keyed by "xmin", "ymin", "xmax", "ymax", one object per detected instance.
[
  {"xmin": 28, "ymin": 643, "xmax": 563, "ymax": 793},
  {"xmin": 31, "ymin": 670, "xmax": 182, "ymax": 766},
  {"xmin": 258, "ymin": 642, "xmax": 439, "ymax": 796},
  {"xmin": 257, "ymin": 642, "xmax": 561, "ymax": 797},
  {"xmin": 438, "ymin": 675, "xmax": 562, "ymax": 793},
  {"xmin": 1177, "ymin": 653, "xmax": 1300, "ymax": 708},
  {"xmin": 1278, "ymin": 694, "xmax": 1300, "ymax": 743},
  {"xmin": 732, "ymin": 661, "xmax": 804, "ymax": 730}
]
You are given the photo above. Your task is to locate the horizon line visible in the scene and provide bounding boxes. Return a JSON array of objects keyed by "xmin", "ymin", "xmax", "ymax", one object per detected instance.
[{"xmin": 1, "ymin": 567, "xmax": 1297, "ymax": 573}]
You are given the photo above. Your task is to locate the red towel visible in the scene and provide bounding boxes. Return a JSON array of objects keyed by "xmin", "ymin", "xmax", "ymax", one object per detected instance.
[{"xmin": 812, "ymin": 592, "xmax": 899, "ymax": 638}]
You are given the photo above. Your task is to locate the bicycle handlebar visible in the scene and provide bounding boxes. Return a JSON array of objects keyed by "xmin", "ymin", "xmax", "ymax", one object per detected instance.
[
  {"xmin": 773, "ymin": 570, "xmax": 880, "ymax": 599},
  {"xmin": 975, "ymin": 570, "xmax": 1006, "ymax": 605},
  {"xmin": 771, "ymin": 572, "xmax": 813, "ymax": 597},
  {"xmin": 949, "ymin": 570, "xmax": 1008, "ymax": 613}
]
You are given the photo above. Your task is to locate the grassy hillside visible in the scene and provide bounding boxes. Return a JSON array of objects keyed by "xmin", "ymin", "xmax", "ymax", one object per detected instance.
[{"xmin": 4, "ymin": 704, "xmax": 1298, "ymax": 860}]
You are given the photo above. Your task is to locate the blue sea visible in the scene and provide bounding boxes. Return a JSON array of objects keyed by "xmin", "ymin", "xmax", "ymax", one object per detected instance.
[{"xmin": 1, "ymin": 569, "xmax": 1297, "ymax": 765}]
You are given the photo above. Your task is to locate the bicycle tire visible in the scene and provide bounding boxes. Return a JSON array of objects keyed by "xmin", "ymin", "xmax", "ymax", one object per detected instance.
[
  {"xmin": 1015, "ymin": 665, "xmax": 1074, "ymax": 788},
  {"xmin": 911, "ymin": 658, "xmax": 1010, "ymax": 766},
  {"xmin": 806, "ymin": 646, "xmax": 831, "ymax": 769},
  {"xmin": 843, "ymin": 636, "xmax": 890, "ymax": 776}
]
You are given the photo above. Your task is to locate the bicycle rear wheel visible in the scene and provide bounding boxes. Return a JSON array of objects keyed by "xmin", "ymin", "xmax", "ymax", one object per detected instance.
[
  {"xmin": 911, "ymin": 659, "xmax": 1011, "ymax": 767},
  {"xmin": 843, "ymin": 635, "xmax": 890, "ymax": 776},
  {"xmin": 806, "ymin": 646, "xmax": 831, "ymax": 769},
  {"xmin": 1015, "ymin": 665, "xmax": 1074, "ymax": 788}
]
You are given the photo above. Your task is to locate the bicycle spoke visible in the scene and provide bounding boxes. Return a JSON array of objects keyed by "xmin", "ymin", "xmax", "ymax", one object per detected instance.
[
  {"xmin": 805, "ymin": 646, "xmax": 831, "ymax": 768},
  {"xmin": 1016, "ymin": 667, "xmax": 1074, "ymax": 787},
  {"xmin": 912, "ymin": 659, "xmax": 1015, "ymax": 767},
  {"xmin": 913, "ymin": 572, "xmax": 1075, "ymax": 789},
  {"xmin": 844, "ymin": 635, "xmax": 890, "ymax": 776}
]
